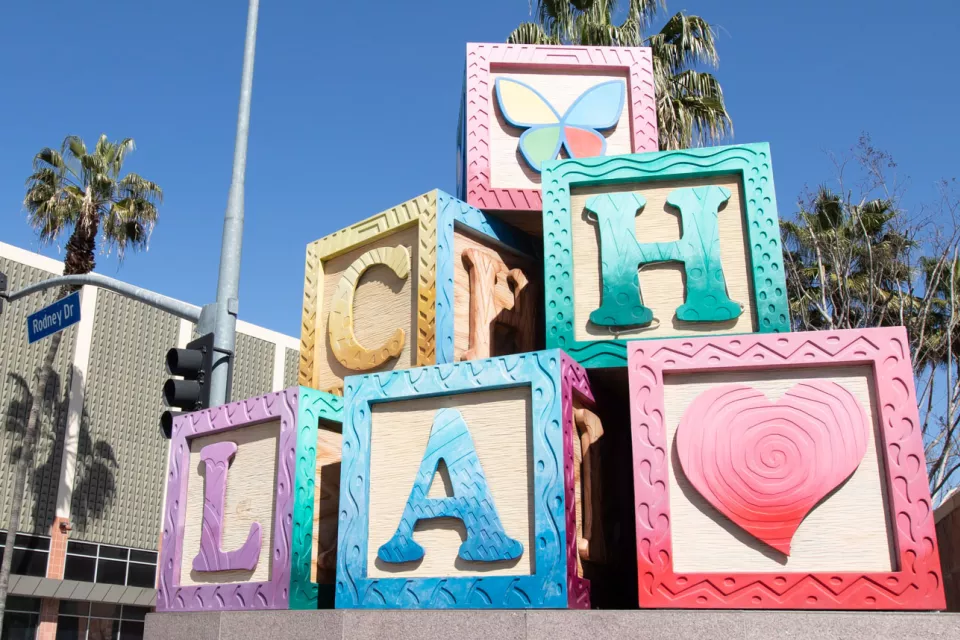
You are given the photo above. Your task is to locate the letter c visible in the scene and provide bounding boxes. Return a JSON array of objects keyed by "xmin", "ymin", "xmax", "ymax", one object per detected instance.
[{"xmin": 328, "ymin": 245, "xmax": 410, "ymax": 370}]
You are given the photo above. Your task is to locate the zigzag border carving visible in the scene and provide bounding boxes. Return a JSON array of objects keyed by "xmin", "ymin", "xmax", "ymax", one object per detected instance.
[
  {"xmin": 459, "ymin": 43, "xmax": 657, "ymax": 212},
  {"xmin": 627, "ymin": 328, "xmax": 945, "ymax": 610}
]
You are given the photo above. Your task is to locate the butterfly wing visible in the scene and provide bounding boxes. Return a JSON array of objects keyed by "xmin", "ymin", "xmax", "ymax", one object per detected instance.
[
  {"xmin": 519, "ymin": 126, "xmax": 563, "ymax": 172},
  {"xmin": 495, "ymin": 77, "xmax": 560, "ymax": 128},
  {"xmin": 563, "ymin": 80, "xmax": 625, "ymax": 130},
  {"xmin": 562, "ymin": 126, "xmax": 606, "ymax": 159}
]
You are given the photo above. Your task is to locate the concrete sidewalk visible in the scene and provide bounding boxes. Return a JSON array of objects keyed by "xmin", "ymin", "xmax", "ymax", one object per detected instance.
[{"xmin": 145, "ymin": 609, "xmax": 958, "ymax": 639}]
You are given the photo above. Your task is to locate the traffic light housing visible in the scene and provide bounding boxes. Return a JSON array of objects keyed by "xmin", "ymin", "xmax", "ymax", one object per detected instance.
[
  {"xmin": 161, "ymin": 332, "xmax": 214, "ymax": 438},
  {"xmin": 0, "ymin": 270, "xmax": 7, "ymax": 315}
]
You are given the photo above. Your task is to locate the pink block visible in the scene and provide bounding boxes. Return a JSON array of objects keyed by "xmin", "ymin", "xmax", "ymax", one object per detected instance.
[
  {"xmin": 459, "ymin": 43, "xmax": 657, "ymax": 215},
  {"xmin": 628, "ymin": 328, "xmax": 945, "ymax": 610}
]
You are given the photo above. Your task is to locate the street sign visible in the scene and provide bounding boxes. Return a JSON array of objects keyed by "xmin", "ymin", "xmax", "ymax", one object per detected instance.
[{"xmin": 27, "ymin": 291, "xmax": 81, "ymax": 344}]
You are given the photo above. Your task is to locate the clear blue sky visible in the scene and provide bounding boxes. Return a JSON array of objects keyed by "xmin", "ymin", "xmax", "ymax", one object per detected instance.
[{"xmin": 1, "ymin": 0, "xmax": 957, "ymax": 338}]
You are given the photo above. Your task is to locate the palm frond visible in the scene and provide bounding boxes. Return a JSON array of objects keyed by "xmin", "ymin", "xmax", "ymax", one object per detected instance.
[
  {"xmin": 508, "ymin": 22, "xmax": 561, "ymax": 45},
  {"xmin": 22, "ymin": 134, "xmax": 162, "ymax": 268},
  {"xmin": 510, "ymin": 2, "xmax": 732, "ymax": 150},
  {"xmin": 117, "ymin": 173, "xmax": 163, "ymax": 203},
  {"xmin": 646, "ymin": 11, "xmax": 719, "ymax": 73},
  {"xmin": 62, "ymin": 135, "xmax": 87, "ymax": 161}
]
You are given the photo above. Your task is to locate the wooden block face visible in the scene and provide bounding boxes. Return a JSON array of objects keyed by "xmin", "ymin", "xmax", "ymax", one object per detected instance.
[
  {"xmin": 459, "ymin": 43, "xmax": 657, "ymax": 214},
  {"xmin": 572, "ymin": 400, "xmax": 585, "ymax": 580},
  {"xmin": 157, "ymin": 389, "xmax": 298, "ymax": 612},
  {"xmin": 367, "ymin": 387, "xmax": 534, "ymax": 578},
  {"xmin": 336, "ymin": 350, "xmax": 592, "ymax": 609},
  {"xmin": 300, "ymin": 190, "xmax": 538, "ymax": 392},
  {"xmin": 181, "ymin": 420, "xmax": 280, "ymax": 586},
  {"xmin": 628, "ymin": 329, "xmax": 945, "ymax": 610},
  {"xmin": 571, "ymin": 174, "xmax": 756, "ymax": 342},
  {"xmin": 543, "ymin": 144, "xmax": 790, "ymax": 369},
  {"xmin": 315, "ymin": 225, "xmax": 419, "ymax": 390},
  {"xmin": 664, "ymin": 366, "xmax": 892, "ymax": 573},
  {"xmin": 489, "ymin": 68, "xmax": 633, "ymax": 192},
  {"xmin": 452, "ymin": 229, "xmax": 539, "ymax": 362}
]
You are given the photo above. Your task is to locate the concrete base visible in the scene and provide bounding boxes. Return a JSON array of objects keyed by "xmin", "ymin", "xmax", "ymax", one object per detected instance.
[{"xmin": 146, "ymin": 609, "xmax": 959, "ymax": 640}]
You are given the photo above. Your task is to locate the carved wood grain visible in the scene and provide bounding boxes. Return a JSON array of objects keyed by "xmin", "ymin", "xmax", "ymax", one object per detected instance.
[
  {"xmin": 459, "ymin": 246, "xmax": 537, "ymax": 362},
  {"xmin": 574, "ymin": 406, "xmax": 606, "ymax": 566}
]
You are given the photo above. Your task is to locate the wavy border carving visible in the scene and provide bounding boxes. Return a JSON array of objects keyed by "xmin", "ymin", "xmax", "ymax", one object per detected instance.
[
  {"xmin": 459, "ymin": 43, "xmax": 658, "ymax": 212},
  {"xmin": 157, "ymin": 388, "xmax": 298, "ymax": 612},
  {"xmin": 542, "ymin": 142, "xmax": 791, "ymax": 369},
  {"xmin": 289, "ymin": 386, "xmax": 344, "ymax": 610},
  {"xmin": 627, "ymin": 327, "xmax": 945, "ymax": 610},
  {"xmin": 335, "ymin": 349, "xmax": 574, "ymax": 609}
]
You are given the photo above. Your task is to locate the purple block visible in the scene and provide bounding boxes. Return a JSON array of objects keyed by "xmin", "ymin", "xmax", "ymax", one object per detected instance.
[
  {"xmin": 192, "ymin": 441, "xmax": 263, "ymax": 573},
  {"xmin": 157, "ymin": 389, "xmax": 298, "ymax": 612}
]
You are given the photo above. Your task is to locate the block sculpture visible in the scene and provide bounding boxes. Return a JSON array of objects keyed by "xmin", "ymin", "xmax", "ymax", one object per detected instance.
[
  {"xmin": 298, "ymin": 189, "xmax": 539, "ymax": 394},
  {"xmin": 457, "ymin": 43, "xmax": 658, "ymax": 221},
  {"xmin": 335, "ymin": 350, "xmax": 603, "ymax": 609},
  {"xmin": 628, "ymin": 327, "xmax": 945, "ymax": 610},
  {"xmin": 542, "ymin": 143, "xmax": 791, "ymax": 368},
  {"xmin": 290, "ymin": 387, "xmax": 344, "ymax": 609},
  {"xmin": 157, "ymin": 387, "xmax": 343, "ymax": 612}
]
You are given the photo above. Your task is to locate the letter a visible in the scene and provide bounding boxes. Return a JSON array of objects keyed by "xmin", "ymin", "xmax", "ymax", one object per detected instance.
[
  {"xmin": 378, "ymin": 408, "xmax": 523, "ymax": 564},
  {"xmin": 192, "ymin": 441, "xmax": 262, "ymax": 572},
  {"xmin": 587, "ymin": 185, "xmax": 742, "ymax": 327}
]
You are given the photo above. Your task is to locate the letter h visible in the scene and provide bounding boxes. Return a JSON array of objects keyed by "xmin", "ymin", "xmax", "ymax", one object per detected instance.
[{"xmin": 586, "ymin": 186, "xmax": 742, "ymax": 328}]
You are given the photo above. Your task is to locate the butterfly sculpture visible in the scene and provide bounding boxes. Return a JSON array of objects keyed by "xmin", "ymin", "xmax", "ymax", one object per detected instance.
[{"xmin": 495, "ymin": 77, "xmax": 626, "ymax": 172}]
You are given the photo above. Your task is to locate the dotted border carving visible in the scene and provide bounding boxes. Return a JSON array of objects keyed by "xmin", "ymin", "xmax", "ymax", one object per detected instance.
[
  {"xmin": 435, "ymin": 191, "xmax": 538, "ymax": 364},
  {"xmin": 335, "ymin": 350, "xmax": 574, "ymax": 609},
  {"xmin": 289, "ymin": 386, "xmax": 344, "ymax": 610},
  {"xmin": 459, "ymin": 43, "xmax": 658, "ymax": 212},
  {"xmin": 542, "ymin": 143, "xmax": 791, "ymax": 369},
  {"xmin": 157, "ymin": 388, "xmax": 298, "ymax": 612},
  {"xmin": 627, "ymin": 327, "xmax": 945, "ymax": 610},
  {"xmin": 299, "ymin": 190, "xmax": 536, "ymax": 391}
]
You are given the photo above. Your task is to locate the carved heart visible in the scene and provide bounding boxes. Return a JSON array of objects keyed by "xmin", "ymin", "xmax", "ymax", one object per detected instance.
[{"xmin": 676, "ymin": 381, "xmax": 870, "ymax": 555}]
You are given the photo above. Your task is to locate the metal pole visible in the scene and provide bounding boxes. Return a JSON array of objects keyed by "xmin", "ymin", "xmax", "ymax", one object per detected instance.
[
  {"xmin": 209, "ymin": 0, "xmax": 260, "ymax": 407},
  {"xmin": 1, "ymin": 273, "xmax": 201, "ymax": 322}
]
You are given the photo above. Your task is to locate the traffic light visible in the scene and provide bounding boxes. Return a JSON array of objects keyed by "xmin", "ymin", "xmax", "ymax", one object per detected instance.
[
  {"xmin": 0, "ymin": 270, "xmax": 7, "ymax": 315},
  {"xmin": 161, "ymin": 332, "xmax": 214, "ymax": 438}
]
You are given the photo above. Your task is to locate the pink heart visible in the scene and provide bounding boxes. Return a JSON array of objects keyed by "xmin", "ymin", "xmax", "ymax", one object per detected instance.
[{"xmin": 676, "ymin": 381, "xmax": 869, "ymax": 555}]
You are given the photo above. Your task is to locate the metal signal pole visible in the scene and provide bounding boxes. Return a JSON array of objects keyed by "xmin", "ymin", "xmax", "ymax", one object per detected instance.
[{"xmin": 209, "ymin": 0, "xmax": 260, "ymax": 406}]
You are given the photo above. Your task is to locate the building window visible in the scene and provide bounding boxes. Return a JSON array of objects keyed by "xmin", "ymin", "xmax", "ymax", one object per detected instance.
[
  {"xmin": 55, "ymin": 602, "xmax": 148, "ymax": 640},
  {"xmin": 0, "ymin": 596, "xmax": 41, "ymax": 640},
  {"xmin": 0, "ymin": 532, "xmax": 50, "ymax": 578},
  {"xmin": 63, "ymin": 542, "xmax": 157, "ymax": 588}
]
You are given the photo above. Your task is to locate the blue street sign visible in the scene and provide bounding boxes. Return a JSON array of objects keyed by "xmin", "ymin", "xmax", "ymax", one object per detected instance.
[{"xmin": 27, "ymin": 291, "xmax": 81, "ymax": 344}]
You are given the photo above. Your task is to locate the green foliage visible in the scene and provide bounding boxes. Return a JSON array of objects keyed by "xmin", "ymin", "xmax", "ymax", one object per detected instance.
[
  {"xmin": 508, "ymin": 0, "xmax": 732, "ymax": 150},
  {"xmin": 23, "ymin": 134, "xmax": 162, "ymax": 275},
  {"xmin": 781, "ymin": 137, "xmax": 960, "ymax": 498}
]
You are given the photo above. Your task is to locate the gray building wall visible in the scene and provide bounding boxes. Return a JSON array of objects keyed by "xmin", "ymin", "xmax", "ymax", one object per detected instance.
[
  {"xmin": 0, "ymin": 255, "xmax": 75, "ymax": 535},
  {"xmin": 284, "ymin": 348, "xmax": 299, "ymax": 389},
  {"xmin": 1, "ymin": 243, "xmax": 299, "ymax": 552},
  {"xmin": 70, "ymin": 290, "xmax": 178, "ymax": 549},
  {"xmin": 230, "ymin": 332, "xmax": 275, "ymax": 401}
]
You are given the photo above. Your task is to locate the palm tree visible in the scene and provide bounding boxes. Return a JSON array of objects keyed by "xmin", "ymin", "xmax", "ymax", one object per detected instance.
[
  {"xmin": 0, "ymin": 135, "xmax": 161, "ymax": 627},
  {"xmin": 508, "ymin": 0, "xmax": 733, "ymax": 150},
  {"xmin": 781, "ymin": 183, "xmax": 960, "ymax": 498},
  {"xmin": 781, "ymin": 186, "xmax": 916, "ymax": 335}
]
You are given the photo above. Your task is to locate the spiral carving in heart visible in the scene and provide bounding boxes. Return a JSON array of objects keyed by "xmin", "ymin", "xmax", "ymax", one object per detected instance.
[{"xmin": 676, "ymin": 381, "xmax": 870, "ymax": 555}]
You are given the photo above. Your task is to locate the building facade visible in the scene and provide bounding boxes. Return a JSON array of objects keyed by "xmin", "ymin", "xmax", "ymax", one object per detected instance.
[{"xmin": 0, "ymin": 241, "xmax": 298, "ymax": 639}]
